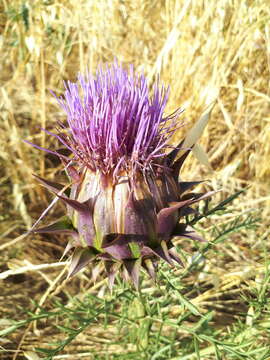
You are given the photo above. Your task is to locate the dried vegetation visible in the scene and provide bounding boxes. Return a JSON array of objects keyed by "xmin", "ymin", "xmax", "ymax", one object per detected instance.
[{"xmin": 0, "ymin": 0, "xmax": 269, "ymax": 359}]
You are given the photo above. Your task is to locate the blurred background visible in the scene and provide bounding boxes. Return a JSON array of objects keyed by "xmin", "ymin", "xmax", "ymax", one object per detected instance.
[{"xmin": 0, "ymin": 0, "xmax": 269, "ymax": 358}]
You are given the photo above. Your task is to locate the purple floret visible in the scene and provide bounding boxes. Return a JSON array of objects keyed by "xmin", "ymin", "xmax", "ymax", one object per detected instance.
[{"xmin": 52, "ymin": 61, "xmax": 179, "ymax": 175}]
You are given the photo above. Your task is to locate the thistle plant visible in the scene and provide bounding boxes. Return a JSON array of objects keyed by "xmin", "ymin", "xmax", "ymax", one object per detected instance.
[{"xmin": 28, "ymin": 61, "xmax": 214, "ymax": 289}]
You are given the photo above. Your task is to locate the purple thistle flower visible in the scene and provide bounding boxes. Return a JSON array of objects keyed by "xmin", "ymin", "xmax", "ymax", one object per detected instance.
[
  {"xmin": 50, "ymin": 62, "xmax": 178, "ymax": 177},
  {"xmin": 29, "ymin": 61, "xmax": 214, "ymax": 289}
]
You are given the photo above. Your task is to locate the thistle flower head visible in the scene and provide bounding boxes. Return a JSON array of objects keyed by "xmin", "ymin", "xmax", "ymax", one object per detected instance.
[
  {"xmin": 31, "ymin": 61, "xmax": 214, "ymax": 289},
  {"xmin": 52, "ymin": 62, "xmax": 177, "ymax": 177}
]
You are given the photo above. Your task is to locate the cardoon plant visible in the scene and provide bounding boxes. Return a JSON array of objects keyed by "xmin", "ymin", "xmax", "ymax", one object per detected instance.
[{"xmin": 28, "ymin": 62, "xmax": 214, "ymax": 289}]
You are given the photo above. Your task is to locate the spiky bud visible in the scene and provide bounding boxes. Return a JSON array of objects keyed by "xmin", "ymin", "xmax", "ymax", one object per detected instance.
[{"xmin": 29, "ymin": 61, "xmax": 214, "ymax": 289}]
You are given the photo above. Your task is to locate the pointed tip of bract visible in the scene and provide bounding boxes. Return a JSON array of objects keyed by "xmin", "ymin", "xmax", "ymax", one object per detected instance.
[
  {"xmin": 33, "ymin": 216, "xmax": 76, "ymax": 235},
  {"xmin": 179, "ymin": 181, "xmax": 203, "ymax": 194},
  {"xmin": 168, "ymin": 248, "xmax": 184, "ymax": 266},
  {"xmin": 68, "ymin": 247, "xmax": 96, "ymax": 278},
  {"xmin": 143, "ymin": 258, "xmax": 157, "ymax": 281},
  {"xmin": 123, "ymin": 258, "xmax": 141, "ymax": 290},
  {"xmin": 33, "ymin": 174, "xmax": 65, "ymax": 194},
  {"xmin": 60, "ymin": 239, "xmax": 77, "ymax": 260},
  {"xmin": 104, "ymin": 261, "xmax": 117, "ymax": 292},
  {"xmin": 91, "ymin": 262, "xmax": 103, "ymax": 283},
  {"xmin": 151, "ymin": 241, "xmax": 174, "ymax": 266}
]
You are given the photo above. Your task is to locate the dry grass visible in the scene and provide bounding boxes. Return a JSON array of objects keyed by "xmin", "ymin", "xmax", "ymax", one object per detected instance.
[{"xmin": 0, "ymin": 0, "xmax": 270, "ymax": 359}]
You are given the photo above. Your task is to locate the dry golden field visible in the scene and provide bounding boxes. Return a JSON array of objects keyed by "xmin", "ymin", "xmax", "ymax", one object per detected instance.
[{"xmin": 0, "ymin": 0, "xmax": 270, "ymax": 359}]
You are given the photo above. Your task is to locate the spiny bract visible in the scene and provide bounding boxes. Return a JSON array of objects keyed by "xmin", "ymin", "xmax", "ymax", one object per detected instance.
[{"xmin": 29, "ymin": 61, "xmax": 214, "ymax": 289}]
